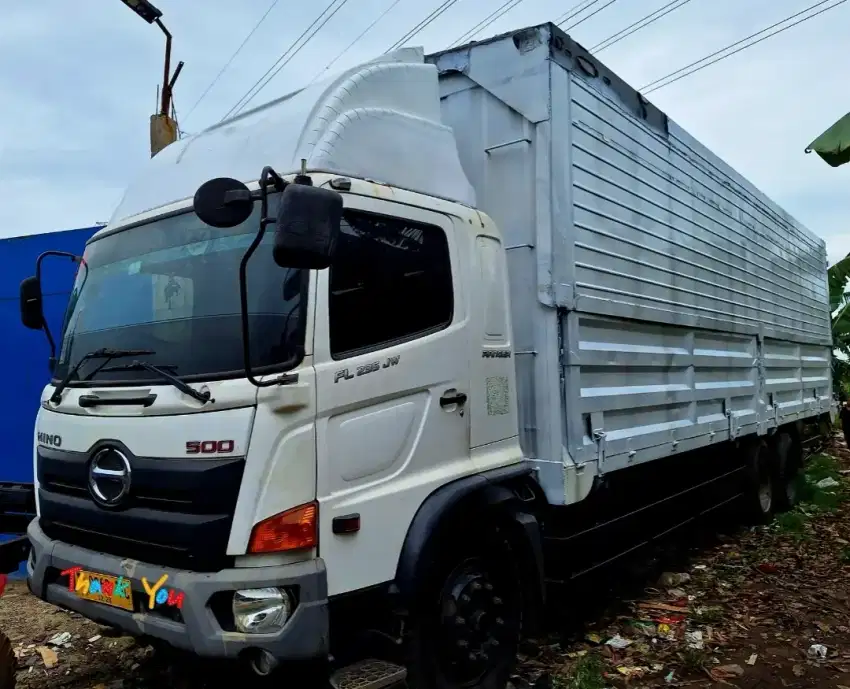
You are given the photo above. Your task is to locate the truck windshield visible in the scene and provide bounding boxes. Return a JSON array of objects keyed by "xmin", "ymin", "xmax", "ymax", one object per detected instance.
[{"xmin": 54, "ymin": 196, "xmax": 306, "ymax": 384}]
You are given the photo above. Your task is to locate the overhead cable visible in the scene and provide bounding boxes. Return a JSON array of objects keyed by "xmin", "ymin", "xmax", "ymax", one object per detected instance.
[
  {"xmin": 385, "ymin": 0, "xmax": 463, "ymax": 53},
  {"xmin": 220, "ymin": 0, "xmax": 351, "ymax": 121},
  {"xmin": 183, "ymin": 0, "xmax": 283, "ymax": 122},
  {"xmin": 448, "ymin": 0, "xmax": 524, "ymax": 48},
  {"xmin": 592, "ymin": 0, "xmax": 695, "ymax": 53},
  {"xmin": 308, "ymin": 0, "xmax": 406, "ymax": 85},
  {"xmin": 555, "ymin": 0, "xmax": 603, "ymax": 28},
  {"xmin": 561, "ymin": 0, "xmax": 621, "ymax": 31},
  {"xmin": 641, "ymin": 0, "xmax": 844, "ymax": 94}
]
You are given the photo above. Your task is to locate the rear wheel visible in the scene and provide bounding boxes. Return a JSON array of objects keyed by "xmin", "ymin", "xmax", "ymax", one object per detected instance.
[
  {"xmin": 773, "ymin": 431, "xmax": 802, "ymax": 512},
  {"xmin": 406, "ymin": 518, "xmax": 523, "ymax": 689},
  {"xmin": 0, "ymin": 630, "xmax": 15, "ymax": 689},
  {"xmin": 742, "ymin": 439, "xmax": 776, "ymax": 524}
]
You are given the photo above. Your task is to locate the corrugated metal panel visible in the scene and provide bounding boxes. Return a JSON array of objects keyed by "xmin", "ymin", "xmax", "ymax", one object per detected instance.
[
  {"xmin": 431, "ymin": 23, "xmax": 833, "ymax": 504},
  {"xmin": 568, "ymin": 75, "xmax": 829, "ymax": 342},
  {"xmin": 0, "ymin": 227, "xmax": 98, "ymax": 483}
]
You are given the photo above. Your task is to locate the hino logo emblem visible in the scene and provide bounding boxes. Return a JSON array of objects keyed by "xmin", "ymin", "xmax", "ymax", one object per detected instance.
[
  {"xmin": 88, "ymin": 447, "xmax": 132, "ymax": 508},
  {"xmin": 37, "ymin": 432, "xmax": 62, "ymax": 448}
]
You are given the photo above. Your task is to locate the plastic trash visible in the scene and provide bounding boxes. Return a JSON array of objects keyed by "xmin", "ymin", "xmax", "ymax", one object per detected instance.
[
  {"xmin": 808, "ymin": 643, "xmax": 828, "ymax": 660},
  {"xmin": 605, "ymin": 634, "xmax": 632, "ymax": 649},
  {"xmin": 46, "ymin": 632, "xmax": 72, "ymax": 647},
  {"xmin": 685, "ymin": 630, "xmax": 704, "ymax": 649},
  {"xmin": 816, "ymin": 477, "xmax": 840, "ymax": 489},
  {"xmin": 658, "ymin": 572, "xmax": 691, "ymax": 587}
]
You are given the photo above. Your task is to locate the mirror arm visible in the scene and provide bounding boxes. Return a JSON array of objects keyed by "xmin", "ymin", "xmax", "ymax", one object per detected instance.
[
  {"xmin": 33, "ymin": 250, "xmax": 85, "ymax": 366},
  {"xmin": 35, "ymin": 250, "xmax": 81, "ymax": 282},
  {"xmin": 239, "ymin": 166, "xmax": 290, "ymax": 388}
]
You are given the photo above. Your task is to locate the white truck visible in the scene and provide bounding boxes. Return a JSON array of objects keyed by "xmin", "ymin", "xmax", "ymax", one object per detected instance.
[{"xmin": 19, "ymin": 22, "xmax": 833, "ymax": 689}]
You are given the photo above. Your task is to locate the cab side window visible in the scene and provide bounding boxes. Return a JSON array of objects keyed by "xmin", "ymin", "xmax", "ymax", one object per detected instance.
[{"xmin": 329, "ymin": 210, "xmax": 453, "ymax": 358}]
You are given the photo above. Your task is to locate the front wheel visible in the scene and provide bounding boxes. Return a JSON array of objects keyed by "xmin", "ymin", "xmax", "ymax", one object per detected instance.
[
  {"xmin": 405, "ymin": 520, "xmax": 524, "ymax": 689},
  {"xmin": 0, "ymin": 630, "xmax": 15, "ymax": 689}
]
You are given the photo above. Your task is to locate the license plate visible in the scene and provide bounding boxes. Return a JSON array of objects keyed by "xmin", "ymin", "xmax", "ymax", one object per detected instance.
[{"xmin": 72, "ymin": 570, "xmax": 134, "ymax": 611}]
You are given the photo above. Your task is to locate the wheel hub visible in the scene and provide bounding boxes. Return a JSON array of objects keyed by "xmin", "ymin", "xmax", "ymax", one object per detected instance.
[{"xmin": 438, "ymin": 565, "xmax": 513, "ymax": 684}]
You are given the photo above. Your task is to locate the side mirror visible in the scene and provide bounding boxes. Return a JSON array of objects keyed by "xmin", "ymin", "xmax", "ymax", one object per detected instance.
[
  {"xmin": 193, "ymin": 177, "xmax": 254, "ymax": 228},
  {"xmin": 273, "ymin": 183, "xmax": 343, "ymax": 270},
  {"xmin": 20, "ymin": 276, "xmax": 44, "ymax": 330}
]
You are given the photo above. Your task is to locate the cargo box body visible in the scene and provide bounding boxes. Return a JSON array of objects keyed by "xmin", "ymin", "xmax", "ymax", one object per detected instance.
[{"xmin": 428, "ymin": 24, "xmax": 832, "ymax": 504}]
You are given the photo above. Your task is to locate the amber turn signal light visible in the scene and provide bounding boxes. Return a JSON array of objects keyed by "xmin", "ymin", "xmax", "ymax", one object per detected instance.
[{"xmin": 248, "ymin": 502, "xmax": 318, "ymax": 554}]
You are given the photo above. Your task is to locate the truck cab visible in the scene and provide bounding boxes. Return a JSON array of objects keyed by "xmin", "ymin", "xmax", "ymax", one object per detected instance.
[{"xmin": 21, "ymin": 47, "xmax": 538, "ymax": 688}]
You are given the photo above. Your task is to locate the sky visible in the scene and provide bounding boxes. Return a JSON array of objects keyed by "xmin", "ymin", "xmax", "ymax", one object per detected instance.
[{"xmin": 2, "ymin": 0, "xmax": 850, "ymax": 264}]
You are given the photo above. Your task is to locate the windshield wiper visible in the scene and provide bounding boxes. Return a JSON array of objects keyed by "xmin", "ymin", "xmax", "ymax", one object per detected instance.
[
  {"xmin": 50, "ymin": 348, "xmax": 155, "ymax": 405},
  {"xmin": 100, "ymin": 361, "xmax": 213, "ymax": 404}
]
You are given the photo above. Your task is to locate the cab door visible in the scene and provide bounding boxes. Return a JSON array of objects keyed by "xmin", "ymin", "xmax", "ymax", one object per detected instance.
[{"xmin": 313, "ymin": 197, "xmax": 472, "ymax": 597}]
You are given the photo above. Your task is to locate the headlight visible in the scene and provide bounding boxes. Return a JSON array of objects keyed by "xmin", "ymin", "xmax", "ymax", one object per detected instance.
[{"xmin": 232, "ymin": 587, "xmax": 292, "ymax": 634}]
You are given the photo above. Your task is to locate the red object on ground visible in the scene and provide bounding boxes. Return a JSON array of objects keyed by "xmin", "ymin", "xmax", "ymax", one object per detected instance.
[{"xmin": 0, "ymin": 575, "xmax": 7, "ymax": 598}]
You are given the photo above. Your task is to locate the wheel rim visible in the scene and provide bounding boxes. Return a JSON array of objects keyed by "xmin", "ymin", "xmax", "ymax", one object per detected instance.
[{"xmin": 435, "ymin": 557, "xmax": 520, "ymax": 686}]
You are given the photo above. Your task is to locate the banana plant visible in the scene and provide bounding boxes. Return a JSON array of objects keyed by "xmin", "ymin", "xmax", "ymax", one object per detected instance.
[
  {"xmin": 830, "ymin": 254, "xmax": 850, "ymax": 354},
  {"xmin": 829, "ymin": 253, "xmax": 850, "ymax": 396}
]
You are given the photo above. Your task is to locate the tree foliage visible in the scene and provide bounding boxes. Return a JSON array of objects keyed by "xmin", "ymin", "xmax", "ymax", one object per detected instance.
[{"xmin": 830, "ymin": 253, "xmax": 850, "ymax": 397}]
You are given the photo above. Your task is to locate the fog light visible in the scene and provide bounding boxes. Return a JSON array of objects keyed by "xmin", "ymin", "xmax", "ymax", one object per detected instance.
[{"xmin": 233, "ymin": 588, "xmax": 292, "ymax": 634}]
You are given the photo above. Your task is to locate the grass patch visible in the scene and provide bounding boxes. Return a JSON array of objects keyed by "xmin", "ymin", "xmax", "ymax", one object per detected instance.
[
  {"xmin": 692, "ymin": 606, "xmax": 724, "ymax": 624},
  {"xmin": 798, "ymin": 454, "xmax": 846, "ymax": 513},
  {"xmin": 804, "ymin": 454, "xmax": 843, "ymax": 484},
  {"xmin": 555, "ymin": 654, "xmax": 608, "ymax": 689},
  {"xmin": 775, "ymin": 510, "xmax": 808, "ymax": 536},
  {"xmin": 771, "ymin": 452, "xmax": 847, "ymax": 544},
  {"xmin": 679, "ymin": 648, "xmax": 708, "ymax": 674}
]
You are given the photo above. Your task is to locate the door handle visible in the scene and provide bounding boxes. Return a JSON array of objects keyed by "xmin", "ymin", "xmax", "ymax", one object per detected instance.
[{"xmin": 439, "ymin": 391, "xmax": 467, "ymax": 408}]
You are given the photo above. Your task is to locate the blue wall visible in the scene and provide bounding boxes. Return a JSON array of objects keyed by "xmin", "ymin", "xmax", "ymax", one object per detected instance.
[{"xmin": 0, "ymin": 227, "xmax": 99, "ymax": 484}]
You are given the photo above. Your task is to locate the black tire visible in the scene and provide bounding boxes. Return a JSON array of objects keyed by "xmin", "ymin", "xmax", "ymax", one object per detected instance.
[
  {"xmin": 405, "ymin": 517, "xmax": 524, "ymax": 689},
  {"xmin": 742, "ymin": 439, "xmax": 776, "ymax": 524},
  {"xmin": 0, "ymin": 630, "xmax": 15, "ymax": 689},
  {"xmin": 772, "ymin": 431, "xmax": 802, "ymax": 512}
]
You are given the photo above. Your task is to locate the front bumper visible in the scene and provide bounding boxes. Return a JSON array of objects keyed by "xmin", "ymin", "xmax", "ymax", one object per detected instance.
[{"xmin": 27, "ymin": 519, "xmax": 329, "ymax": 660}]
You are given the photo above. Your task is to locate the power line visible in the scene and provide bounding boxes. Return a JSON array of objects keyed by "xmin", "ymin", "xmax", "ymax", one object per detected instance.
[
  {"xmin": 555, "ymin": 0, "xmax": 603, "ymax": 28},
  {"xmin": 641, "ymin": 0, "xmax": 842, "ymax": 94},
  {"xmin": 385, "ymin": 0, "xmax": 463, "ymax": 53},
  {"xmin": 221, "ymin": 0, "xmax": 351, "ymax": 121},
  {"xmin": 592, "ymin": 0, "xmax": 694, "ymax": 53},
  {"xmin": 183, "ymin": 0, "xmax": 282, "ymax": 122},
  {"xmin": 219, "ymin": 0, "xmax": 343, "ymax": 120},
  {"xmin": 642, "ymin": 0, "xmax": 833, "ymax": 91},
  {"xmin": 308, "ymin": 0, "xmax": 405, "ymax": 85},
  {"xmin": 449, "ymin": 0, "xmax": 524, "ymax": 48},
  {"xmin": 561, "ymin": 0, "xmax": 620, "ymax": 31},
  {"xmin": 453, "ymin": 0, "xmax": 606, "ymax": 48}
]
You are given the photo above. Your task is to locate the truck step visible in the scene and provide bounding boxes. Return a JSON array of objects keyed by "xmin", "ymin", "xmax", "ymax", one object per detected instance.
[{"xmin": 329, "ymin": 659, "xmax": 407, "ymax": 689}]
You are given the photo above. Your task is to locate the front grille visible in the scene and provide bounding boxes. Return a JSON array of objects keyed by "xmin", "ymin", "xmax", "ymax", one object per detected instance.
[{"xmin": 37, "ymin": 444, "xmax": 245, "ymax": 572}]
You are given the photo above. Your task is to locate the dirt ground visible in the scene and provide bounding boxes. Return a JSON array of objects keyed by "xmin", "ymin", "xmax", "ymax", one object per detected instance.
[{"xmin": 3, "ymin": 438, "xmax": 850, "ymax": 689}]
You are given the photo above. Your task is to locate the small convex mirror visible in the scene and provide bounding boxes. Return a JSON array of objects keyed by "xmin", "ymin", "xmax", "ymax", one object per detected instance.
[
  {"xmin": 273, "ymin": 184, "xmax": 343, "ymax": 270},
  {"xmin": 20, "ymin": 276, "xmax": 44, "ymax": 330},
  {"xmin": 193, "ymin": 177, "xmax": 254, "ymax": 228}
]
